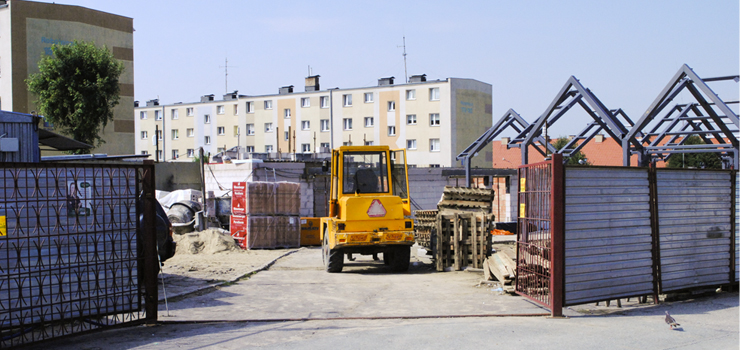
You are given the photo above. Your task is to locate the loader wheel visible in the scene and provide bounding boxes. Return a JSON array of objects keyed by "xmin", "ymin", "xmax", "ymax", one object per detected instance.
[
  {"xmin": 383, "ymin": 250, "xmax": 393, "ymax": 265},
  {"xmin": 390, "ymin": 246, "xmax": 410, "ymax": 272},
  {"xmin": 323, "ymin": 228, "xmax": 343, "ymax": 273}
]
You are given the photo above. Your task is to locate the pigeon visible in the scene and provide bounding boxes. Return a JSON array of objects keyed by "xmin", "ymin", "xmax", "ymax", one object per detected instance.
[{"xmin": 665, "ymin": 311, "xmax": 680, "ymax": 329}]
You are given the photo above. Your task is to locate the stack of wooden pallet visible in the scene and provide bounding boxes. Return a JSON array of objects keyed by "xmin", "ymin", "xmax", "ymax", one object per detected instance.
[
  {"xmin": 434, "ymin": 212, "xmax": 494, "ymax": 271},
  {"xmin": 484, "ymin": 244, "xmax": 518, "ymax": 293},
  {"xmin": 413, "ymin": 209, "xmax": 438, "ymax": 251}
]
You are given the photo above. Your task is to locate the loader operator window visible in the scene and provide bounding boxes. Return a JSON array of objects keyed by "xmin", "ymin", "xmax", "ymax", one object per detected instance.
[{"xmin": 342, "ymin": 152, "xmax": 389, "ymax": 194}]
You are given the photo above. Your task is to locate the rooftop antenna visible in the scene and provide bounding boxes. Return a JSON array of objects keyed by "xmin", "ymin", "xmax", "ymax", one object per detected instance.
[
  {"xmin": 397, "ymin": 36, "xmax": 408, "ymax": 83},
  {"xmin": 219, "ymin": 58, "xmax": 238, "ymax": 93}
]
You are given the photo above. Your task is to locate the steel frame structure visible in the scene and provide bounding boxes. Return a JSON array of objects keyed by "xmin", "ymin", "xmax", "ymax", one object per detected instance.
[{"xmin": 623, "ymin": 64, "xmax": 739, "ymax": 168}]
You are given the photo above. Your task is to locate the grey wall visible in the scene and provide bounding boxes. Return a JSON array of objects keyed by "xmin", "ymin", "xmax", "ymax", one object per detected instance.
[{"xmin": 155, "ymin": 162, "xmax": 201, "ymax": 191}]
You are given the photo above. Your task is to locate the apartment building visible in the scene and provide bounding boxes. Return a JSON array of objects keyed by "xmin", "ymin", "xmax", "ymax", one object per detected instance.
[
  {"xmin": 136, "ymin": 75, "xmax": 493, "ymax": 168},
  {"xmin": 0, "ymin": 0, "xmax": 135, "ymax": 155}
]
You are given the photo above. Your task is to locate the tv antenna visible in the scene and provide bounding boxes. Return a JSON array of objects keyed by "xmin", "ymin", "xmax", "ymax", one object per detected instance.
[
  {"xmin": 219, "ymin": 58, "xmax": 238, "ymax": 93},
  {"xmin": 397, "ymin": 36, "xmax": 408, "ymax": 83}
]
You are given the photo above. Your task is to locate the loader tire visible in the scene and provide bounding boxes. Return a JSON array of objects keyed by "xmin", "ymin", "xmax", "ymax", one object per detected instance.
[
  {"xmin": 390, "ymin": 246, "xmax": 410, "ymax": 272},
  {"xmin": 323, "ymin": 228, "xmax": 343, "ymax": 273}
]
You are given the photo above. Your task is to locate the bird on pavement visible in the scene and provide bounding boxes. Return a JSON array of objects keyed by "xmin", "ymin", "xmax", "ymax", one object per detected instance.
[{"xmin": 665, "ymin": 311, "xmax": 680, "ymax": 329}]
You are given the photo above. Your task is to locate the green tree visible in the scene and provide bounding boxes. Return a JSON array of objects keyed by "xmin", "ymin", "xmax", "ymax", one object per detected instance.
[
  {"xmin": 666, "ymin": 135, "xmax": 722, "ymax": 169},
  {"xmin": 27, "ymin": 41, "xmax": 124, "ymax": 152},
  {"xmin": 553, "ymin": 137, "xmax": 591, "ymax": 166}
]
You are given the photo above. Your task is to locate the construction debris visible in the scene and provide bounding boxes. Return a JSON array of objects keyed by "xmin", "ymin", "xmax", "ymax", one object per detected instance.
[{"xmin": 483, "ymin": 243, "xmax": 518, "ymax": 293}]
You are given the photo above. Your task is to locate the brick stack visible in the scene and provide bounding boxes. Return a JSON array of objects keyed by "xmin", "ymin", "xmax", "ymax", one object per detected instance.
[{"xmin": 230, "ymin": 181, "xmax": 301, "ymax": 249}]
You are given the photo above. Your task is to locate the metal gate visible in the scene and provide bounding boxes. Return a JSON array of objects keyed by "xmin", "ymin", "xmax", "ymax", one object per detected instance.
[
  {"xmin": 516, "ymin": 154, "xmax": 564, "ymax": 316},
  {"xmin": 0, "ymin": 162, "xmax": 158, "ymax": 347},
  {"xmin": 562, "ymin": 167, "xmax": 656, "ymax": 305}
]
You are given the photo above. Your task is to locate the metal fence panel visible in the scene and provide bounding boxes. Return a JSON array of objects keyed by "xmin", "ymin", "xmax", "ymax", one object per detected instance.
[
  {"xmin": 734, "ymin": 172, "xmax": 738, "ymax": 283},
  {"xmin": 563, "ymin": 167, "xmax": 654, "ymax": 305},
  {"xmin": 657, "ymin": 169, "xmax": 732, "ymax": 292},
  {"xmin": 0, "ymin": 163, "xmax": 156, "ymax": 347}
]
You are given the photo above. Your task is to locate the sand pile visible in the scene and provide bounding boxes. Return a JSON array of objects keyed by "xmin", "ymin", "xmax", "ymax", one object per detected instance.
[{"xmin": 174, "ymin": 228, "xmax": 240, "ymax": 255}]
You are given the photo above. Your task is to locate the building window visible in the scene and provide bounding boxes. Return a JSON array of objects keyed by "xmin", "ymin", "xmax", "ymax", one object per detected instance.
[
  {"xmin": 343, "ymin": 94, "xmax": 352, "ymax": 107},
  {"xmin": 320, "ymin": 119, "xmax": 330, "ymax": 132},
  {"xmin": 232, "ymin": 104, "xmax": 238, "ymax": 115},
  {"xmin": 320, "ymin": 96, "xmax": 329, "ymax": 108},
  {"xmin": 140, "ymin": 131, "xmax": 148, "ymax": 139},
  {"xmin": 301, "ymin": 120, "xmax": 310, "ymax": 130},
  {"xmin": 387, "ymin": 101, "xmax": 395, "ymax": 111},
  {"xmin": 217, "ymin": 105, "xmax": 225, "ymax": 114},
  {"xmin": 217, "ymin": 126, "xmax": 225, "ymax": 135},
  {"xmin": 186, "ymin": 107, "xmax": 194, "ymax": 116},
  {"xmin": 429, "ymin": 164, "xmax": 440, "ymax": 168},
  {"xmin": 264, "ymin": 100, "xmax": 273, "ymax": 110},
  {"xmin": 301, "ymin": 144, "xmax": 311, "ymax": 153},
  {"xmin": 406, "ymin": 89, "xmax": 416, "ymax": 100},
  {"xmin": 265, "ymin": 123, "xmax": 273, "ymax": 132},
  {"xmin": 204, "ymin": 114, "xmax": 211, "ymax": 124},
  {"xmin": 284, "ymin": 108, "xmax": 291, "ymax": 118},
  {"xmin": 364, "ymin": 92, "xmax": 373, "ymax": 103},
  {"xmin": 234, "ymin": 126, "xmax": 240, "ymax": 136},
  {"xmin": 157, "ymin": 150, "xmax": 163, "ymax": 160},
  {"xmin": 343, "ymin": 118, "xmax": 353, "ymax": 130},
  {"xmin": 171, "ymin": 109, "xmax": 179, "ymax": 119},
  {"xmin": 141, "ymin": 150, "xmax": 149, "ymax": 155},
  {"xmin": 265, "ymin": 145, "xmax": 274, "ymax": 152},
  {"xmin": 217, "ymin": 147, "xmax": 225, "ymax": 153},
  {"xmin": 171, "ymin": 129, "xmax": 179, "ymax": 140},
  {"xmin": 155, "ymin": 110, "xmax": 162, "ymax": 120},
  {"xmin": 172, "ymin": 149, "xmax": 179, "ymax": 159},
  {"xmin": 246, "ymin": 101, "xmax": 254, "ymax": 113},
  {"xmin": 246, "ymin": 146, "xmax": 255, "ymax": 153},
  {"xmin": 429, "ymin": 87, "xmax": 440, "ymax": 101},
  {"xmin": 284, "ymin": 131, "xmax": 290, "ymax": 141},
  {"xmin": 187, "ymin": 149, "xmax": 195, "ymax": 158},
  {"xmin": 187, "ymin": 128, "xmax": 194, "ymax": 137},
  {"xmin": 364, "ymin": 117, "xmax": 374, "ymax": 127},
  {"xmin": 407, "ymin": 139, "xmax": 417, "ymax": 150},
  {"xmin": 388, "ymin": 126, "xmax": 396, "ymax": 136},
  {"xmin": 140, "ymin": 111, "xmax": 147, "ymax": 119},
  {"xmin": 320, "ymin": 142, "xmax": 330, "ymax": 151},
  {"xmin": 247, "ymin": 124, "xmax": 255, "ymax": 135},
  {"xmin": 430, "ymin": 138, "xmax": 440, "ymax": 152},
  {"xmin": 343, "ymin": 141, "xmax": 352, "ymax": 146},
  {"xmin": 430, "ymin": 113, "xmax": 440, "ymax": 126},
  {"xmin": 301, "ymin": 97, "xmax": 310, "ymax": 107},
  {"xmin": 364, "ymin": 141, "xmax": 374, "ymax": 146},
  {"xmin": 156, "ymin": 130, "xmax": 163, "ymax": 140},
  {"xmin": 204, "ymin": 136, "xmax": 211, "ymax": 145},
  {"xmin": 407, "ymin": 114, "xmax": 417, "ymax": 125}
]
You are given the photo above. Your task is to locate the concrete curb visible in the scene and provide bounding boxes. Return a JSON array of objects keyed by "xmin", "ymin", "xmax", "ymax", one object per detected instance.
[{"xmin": 158, "ymin": 247, "xmax": 304, "ymax": 303}]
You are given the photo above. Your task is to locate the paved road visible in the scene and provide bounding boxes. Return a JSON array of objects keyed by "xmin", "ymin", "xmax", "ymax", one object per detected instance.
[{"xmin": 23, "ymin": 247, "xmax": 740, "ymax": 349}]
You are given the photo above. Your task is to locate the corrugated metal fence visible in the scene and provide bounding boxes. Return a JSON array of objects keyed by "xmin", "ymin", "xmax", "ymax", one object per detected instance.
[
  {"xmin": 563, "ymin": 167, "xmax": 655, "ymax": 305},
  {"xmin": 517, "ymin": 162, "xmax": 738, "ymax": 315},
  {"xmin": 0, "ymin": 162, "xmax": 158, "ymax": 348}
]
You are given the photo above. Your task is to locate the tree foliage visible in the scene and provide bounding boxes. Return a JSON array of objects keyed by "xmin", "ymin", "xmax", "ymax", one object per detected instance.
[
  {"xmin": 553, "ymin": 137, "xmax": 591, "ymax": 166},
  {"xmin": 27, "ymin": 41, "xmax": 124, "ymax": 152},
  {"xmin": 666, "ymin": 135, "xmax": 722, "ymax": 169}
]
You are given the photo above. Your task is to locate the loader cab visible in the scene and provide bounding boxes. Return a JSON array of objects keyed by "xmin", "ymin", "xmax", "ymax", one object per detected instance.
[{"xmin": 328, "ymin": 146, "xmax": 410, "ymax": 217}]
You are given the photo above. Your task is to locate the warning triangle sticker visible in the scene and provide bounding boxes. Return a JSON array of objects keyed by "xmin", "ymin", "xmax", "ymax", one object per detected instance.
[{"xmin": 367, "ymin": 199, "xmax": 387, "ymax": 217}]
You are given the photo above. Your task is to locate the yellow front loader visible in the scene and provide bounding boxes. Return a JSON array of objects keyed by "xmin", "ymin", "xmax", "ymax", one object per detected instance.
[{"xmin": 320, "ymin": 145, "xmax": 414, "ymax": 273}]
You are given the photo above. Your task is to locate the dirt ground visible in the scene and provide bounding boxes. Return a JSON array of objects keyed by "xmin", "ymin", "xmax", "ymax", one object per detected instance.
[{"xmin": 158, "ymin": 229, "xmax": 303, "ymax": 300}]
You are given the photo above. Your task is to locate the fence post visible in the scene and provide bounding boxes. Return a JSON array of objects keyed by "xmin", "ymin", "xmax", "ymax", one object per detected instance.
[
  {"xmin": 648, "ymin": 164, "xmax": 662, "ymax": 303},
  {"xmin": 142, "ymin": 160, "xmax": 159, "ymax": 324},
  {"xmin": 550, "ymin": 154, "xmax": 564, "ymax": 317}
]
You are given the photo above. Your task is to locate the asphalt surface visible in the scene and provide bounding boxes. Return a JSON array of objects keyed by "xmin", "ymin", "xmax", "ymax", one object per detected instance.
[{"xmin": 21, "ymin": 247, "xmax": 740, "ymax": 349}]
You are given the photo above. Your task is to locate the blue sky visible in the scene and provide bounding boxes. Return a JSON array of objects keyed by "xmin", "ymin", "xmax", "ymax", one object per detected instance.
[{"xmin": 34, "ymin": 0, "xmax": 739, "ymax": 137}]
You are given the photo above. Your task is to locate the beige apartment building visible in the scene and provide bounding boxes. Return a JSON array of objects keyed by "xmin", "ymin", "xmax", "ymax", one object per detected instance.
[
  {"xmin": 0, "ymin": 0, "xmax": 135, "ymax": 155},
  {"xmin": 136, "ymin": 75, "xmax": 493, "ymax": 168}
]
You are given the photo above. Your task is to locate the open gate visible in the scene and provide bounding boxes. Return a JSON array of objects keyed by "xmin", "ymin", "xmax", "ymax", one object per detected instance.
[{"xmin": 516, "ymin": 154, "xmax": 564, "ymax": 316}]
